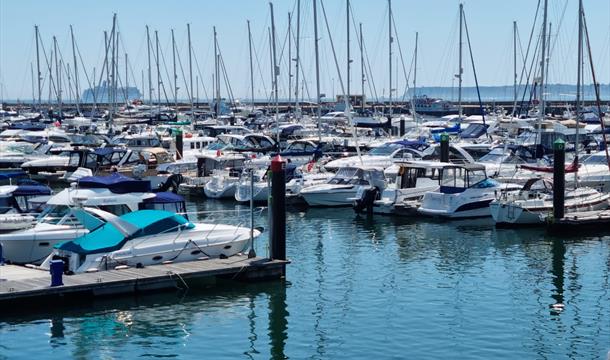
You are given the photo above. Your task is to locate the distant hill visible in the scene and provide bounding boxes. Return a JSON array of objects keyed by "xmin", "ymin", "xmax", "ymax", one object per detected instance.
[{"xmin": 402, "ymin": 84, "xmax": 610, "ymax": 102}]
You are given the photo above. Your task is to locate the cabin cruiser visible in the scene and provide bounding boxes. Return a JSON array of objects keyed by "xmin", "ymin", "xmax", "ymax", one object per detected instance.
[
  {"xmin": 0, "ymin": 173, "xmax": 185, "ymax": 264},
  {"xmin": 323, "ymin": 140, "xmax": 428, "ymax": 171},
  {"xmin": 0, "ymin": 181, "xmax": 51, "ymax": 231},
  {"xmin": 300, "ymin": 166, "xmax": 386, "ymax": 207},
  {"xmin": 360, "ymin": 161, "xmax": 444, "ymax": 216},
  {"xmin": 490, "ymin": 178, "xmax": 610, "ymax": 226},
  {"xmin": 234, "ymin": 161, "xmax": 331, "ymax": 203},
  {"xmin": 418, "ymin": 163, "xmax": 521, "ymax": 218},
  {"xmin": 40, "ymin": 208, "xmax": 259, "ymax": 274},
  {"xmin": 179, "ymin": 152, "xmax": 246, "ymax": 195}
]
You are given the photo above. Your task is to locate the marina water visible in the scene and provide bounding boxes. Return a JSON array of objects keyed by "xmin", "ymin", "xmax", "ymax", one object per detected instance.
[{"xmin": 1, "ymin": 198, "xmax": 609, "ymax": 359}]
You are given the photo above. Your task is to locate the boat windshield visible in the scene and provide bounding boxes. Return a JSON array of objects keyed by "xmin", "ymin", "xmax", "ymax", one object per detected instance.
[
  {"xmin": 368, "ymin": 144, "xmax": 402, "ymax": 156},
  {"xmin": 581, "ymin": 154, "xmax": 609, "ymax": 165},
  {"xmin": 479, "ymin": 148, "xmax": 509, "ymax": 164},
  {"xmin": 441, "ymin": 168, "xmax": 487, "ymax": 188},
  {"xmin": 38, "ymin": 205, "xmax": 72, "ymax": 225},
  {"xmin": 329, "ymin": 168, "xmax": 361, "ymax": 184}
]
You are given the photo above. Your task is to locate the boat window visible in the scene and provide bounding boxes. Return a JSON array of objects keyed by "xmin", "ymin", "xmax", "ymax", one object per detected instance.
[
  {"xmin": 467, "ymin": 170, "xmax": 487, "ymax": 187},
  {"xmin": 441, "ymin": 168, "xmax": 466, "ymax": 188},
  {"xmin": 97, "ymin": 204, "xmax": 131, "ymax": 216},
  {"xmin": 124, "ymin": 151, "xmax": 142, "ymax": 165},
  {"xmin": 68, "ymin": 152, "xmax": 81, "ymax": 167},
  {"xmin": 259, "ymin": 138, "xmax": 274, "ymax": 148},
  {"xmin": 85, "ymin": 153, "xmax": 98, "ymax": 169},
  {"xmin": 582, "ymin": 154, "xmax": 608, "ymax": 165},
  {"xmin": 0, "ymin": 197, "xmax": 13, "ymax": 214},
  {"xmin": 196, "ymin": 142, "xmax": 201, "ymax": 149},
  {"xmin": 190, "ymin": 143, "xmax": 195, "ymax": 150},
  {"xmin": 39, "ymin": 205, "xmax": 70, "ymax": 225}
]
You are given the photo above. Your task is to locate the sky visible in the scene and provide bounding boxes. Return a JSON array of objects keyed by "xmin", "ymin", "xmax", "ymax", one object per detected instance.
[{"xmin": 1, "ymin": 0, "xmax": 610, "ymax": 102}]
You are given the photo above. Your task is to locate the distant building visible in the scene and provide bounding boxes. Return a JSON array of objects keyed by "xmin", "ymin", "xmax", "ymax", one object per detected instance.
[
  {"xmin": 334, "ymin": 94, "xmax": 365, "ymax": 111},
  {"xmin": 81, "ymin": 81, "xmax": 142, "ymax": 103}
]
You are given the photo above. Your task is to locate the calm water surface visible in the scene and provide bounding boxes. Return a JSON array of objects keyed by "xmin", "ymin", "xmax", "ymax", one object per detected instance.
[{"xmin": 1, "ymin": 198, "xmax": 609, "ymax": 359}]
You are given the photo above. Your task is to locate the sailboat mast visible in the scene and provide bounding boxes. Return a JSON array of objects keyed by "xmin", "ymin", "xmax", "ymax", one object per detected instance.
[
  {"xmin": 458, "ymin": 3, "xmax": 463, "ymax": 119},
  {"xmin": 295, "ymin": 0, "xmax": 301, "ymax": 117},
  {"xmin": 70, "ymin": 25, "xmax": 80, "ymax": 114},
  {"xmin": 53, "ymin": 36, "xmax": 62, "ymax": 118},
  {"xmin": 536, "ymin": 0, "xmax": 548, "ymax": 154},
  {"xmin": 34, "ymin": 26, "xmax": 42, "ymax": 109},
  {"xmin": 270, "ymin": 2, "xmax": 280, "ymax": 146},
  {"xmin": 214, "ymin": 26, "xmax": 220, "ymax": 117},
  {"xmin": 247, "ymin": 20, "xmax": 255, "ymax": 108},
  {"xmin": 346, "ymin": 0, "xmax": 350, "ymax": 107},
  {"xmin": 414, "ymin": 32, "xmax": 418, "ymax": 98},
  {"xmin": 574, "ymin": 0, "xmax": 583, "ymax": 187},
  {"xmin": 388, "ymin": 0, "xmax": 392, "ymax": 117},
  {"xmin": 188, "ymin": 23, "xmax": 194, "ymax": 115},
  {"xmin": 155, "ymin": 30, "xmax": 161, "ymax": 109},
  {"xmin": 146, "ymin": 26, "xmax": 153, "ymax": 106},
  {"xmin": 513, "ymin": 21, "xmax": 517, "ymax": 115},
  {"xmin": 288, "ymin": 12, "xmax": 292, "ymax": 108},
  {"xmin": 313, "ymin": 0, "xmax": 321, "ymax": 140},
  {"xmin": 172, "ymin": 28, "xmax": 178, "ymax": 107},
  {"xmin": 360, "ymin": 22, "xmax": 365, "ymax": 112},
  {"xmin": 30, "ymin": 63, "xmax": 35, "ymax": 105},
  {"xmin": 413, "ymin": 31, "xmax": 418, "ymax": 123},
  {"xmin": 125, "ymin": 53, "xmax": 128, "ymax": 102}
]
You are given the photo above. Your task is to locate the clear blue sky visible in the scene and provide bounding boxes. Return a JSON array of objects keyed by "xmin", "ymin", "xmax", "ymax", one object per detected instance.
[{"xmin": 1, "ymin": 0, "xmax": 610, "ymax": 102}]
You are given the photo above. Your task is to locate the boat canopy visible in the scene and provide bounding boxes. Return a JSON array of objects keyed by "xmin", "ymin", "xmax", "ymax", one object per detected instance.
[
  {"xmin": 0, "ymin": 171, "xmax": 27, "ymax": 180},
  {"xmin": 56, "ymin": 210, "xmax": 194, "ymax": 255},
  {"xmin": 78, "ymin": 173, "xmax": 152, "ymax": 193}
]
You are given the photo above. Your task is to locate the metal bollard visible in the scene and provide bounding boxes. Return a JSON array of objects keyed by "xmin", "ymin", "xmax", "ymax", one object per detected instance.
[{"xmin": 50, "ymin": 259, "xmax": 64, "ymax": 287}]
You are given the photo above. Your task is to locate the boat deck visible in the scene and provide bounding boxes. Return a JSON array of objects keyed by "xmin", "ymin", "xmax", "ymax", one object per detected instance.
[{"xmin": 0, "ymin": 255, "xmax": 288, "ymax": 306}]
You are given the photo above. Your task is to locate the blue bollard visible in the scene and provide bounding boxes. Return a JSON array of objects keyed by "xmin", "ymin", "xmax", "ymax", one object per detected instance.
[{"xmin": 50, "ymin": 259, "xmax": 64, "ymax": 287}]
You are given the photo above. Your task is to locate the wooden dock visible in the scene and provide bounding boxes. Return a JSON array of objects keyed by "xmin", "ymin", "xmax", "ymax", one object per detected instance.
[
  {"xmin": 0, "ymin": 255, "xmax": 288, "ymax": 306},
  {"xmin": 548, "ymin": 209, "xmax": 610, "ymax": 233}
]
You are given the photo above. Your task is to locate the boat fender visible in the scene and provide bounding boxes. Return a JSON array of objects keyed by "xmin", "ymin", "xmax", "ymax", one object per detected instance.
[{"xmin": 114, "ymin": 265, "xmax": 129, "ymax": 270}]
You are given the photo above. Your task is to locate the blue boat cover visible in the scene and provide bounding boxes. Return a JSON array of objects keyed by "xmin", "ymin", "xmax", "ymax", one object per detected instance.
[
  {"xmin": 56, "ymin": 210, "xmax": 194, "ymax": 255},
  {"xmin": 0, "ymin": 171, "xmax": 27, "ymax": 180},
  {"xmin": 460, "ymin": 123, "xmax": 488, "ymax": 139},
  {"xmin": 13, "ymin": 184, "xmax": 52, "ymax": 196},
  {"xmin": 78, "ymin": 173, "xmax": 151, "ymax": 193},
  {"xmin": 143, "ymin": 192, "xmax": 185, "ymax": 204},
  {"xmin": 93, "ymin": 147, "xmax": 126, "ymax": 156}
]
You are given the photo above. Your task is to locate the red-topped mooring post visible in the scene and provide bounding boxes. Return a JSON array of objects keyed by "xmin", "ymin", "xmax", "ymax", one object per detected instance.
[{"xmin": 269, "ymin": 155, "xmax": 286, "ymax": 261}]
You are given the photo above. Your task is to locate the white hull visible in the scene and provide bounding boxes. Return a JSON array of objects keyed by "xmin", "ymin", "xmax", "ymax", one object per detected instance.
[
  {"xmin": 490, "ymin": 190, "xmax": 610, "ymax": 225},
  {"xmin": 301, "ymin": 187, "xmax": 359, "ymax": 207},
  {"xmin": 0, "ymin": 224, "xmax": 88, "ymax": 264},
  {"xmin": 45, "ymin": 223, "xmax": 255, "ymax": 273},
  {"xmin": 204, "ymin": 180, "xmax": 238, "ymax": 199}
]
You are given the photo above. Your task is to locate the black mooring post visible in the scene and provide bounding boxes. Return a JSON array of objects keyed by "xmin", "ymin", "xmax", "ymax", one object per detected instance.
[
  {"xmin": 269, "ymin": 155, "xmax": 286, "ymax": 261},
  {"xmin": 553, "ymin": 139, "xmax": 566, "ymax": 219},
  {"xmin": 440, "ymin": 133, "xmax": 449, "ymax": 163},
  {"xmin": 175, "ymin": 128, "xmax": 183, "ymax": 160}
]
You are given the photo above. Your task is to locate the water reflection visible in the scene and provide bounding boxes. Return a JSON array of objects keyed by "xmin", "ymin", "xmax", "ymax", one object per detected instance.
[{"xmin": 1, "ymin": 281, "xmax": 290, "ymax": 359}]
